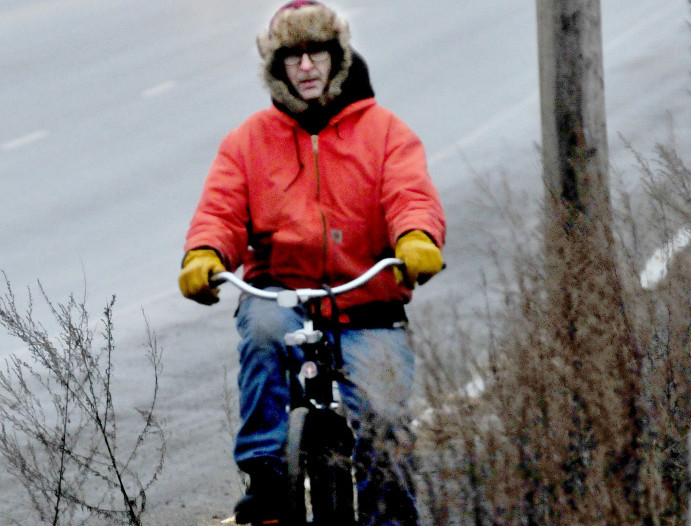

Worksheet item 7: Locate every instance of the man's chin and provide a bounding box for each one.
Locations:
[297,88,324,100]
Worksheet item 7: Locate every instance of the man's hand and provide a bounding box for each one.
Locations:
[178,249,226,305]
[394,230,443,288]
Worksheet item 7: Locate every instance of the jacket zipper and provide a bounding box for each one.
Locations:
[311,134,329,275]
[311,135,320,199]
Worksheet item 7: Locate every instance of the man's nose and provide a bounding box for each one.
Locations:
[299,53,314,70]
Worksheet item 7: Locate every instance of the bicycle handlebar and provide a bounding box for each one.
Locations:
[210,257,403,308]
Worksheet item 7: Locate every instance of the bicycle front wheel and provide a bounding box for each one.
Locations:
[307,441,355,526]
[286,407,309,526]
[286,407,356,526]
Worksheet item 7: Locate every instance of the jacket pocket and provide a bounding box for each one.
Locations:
[323,216,376,283]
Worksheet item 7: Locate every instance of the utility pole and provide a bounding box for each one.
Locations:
[535,0,642,521]
[536,0,609,215]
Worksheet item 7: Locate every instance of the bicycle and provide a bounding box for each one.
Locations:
[211,258,404,526]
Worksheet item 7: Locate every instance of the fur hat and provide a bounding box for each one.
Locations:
[257,1,352,113]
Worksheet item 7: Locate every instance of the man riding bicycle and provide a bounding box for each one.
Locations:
[179,2,446,524]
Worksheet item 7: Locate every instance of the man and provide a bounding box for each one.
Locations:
[179,2,445,524]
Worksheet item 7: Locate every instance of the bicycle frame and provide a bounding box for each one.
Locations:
[211,257,403,526]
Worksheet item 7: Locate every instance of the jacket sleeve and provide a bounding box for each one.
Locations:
[184,131,250,270]
[380,113,446,248]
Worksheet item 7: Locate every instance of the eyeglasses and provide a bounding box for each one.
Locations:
[283,50,330,67]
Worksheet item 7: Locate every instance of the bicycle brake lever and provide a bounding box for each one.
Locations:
[208,274,222,289]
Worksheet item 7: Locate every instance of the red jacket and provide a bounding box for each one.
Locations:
[185,97,446,310]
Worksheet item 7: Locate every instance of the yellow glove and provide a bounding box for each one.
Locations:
[394,230,443,287]
[178,249,226,305]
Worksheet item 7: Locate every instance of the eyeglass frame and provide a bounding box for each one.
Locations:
[283,49,331,67]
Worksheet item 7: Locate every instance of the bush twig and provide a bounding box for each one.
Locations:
[0,277,165,525]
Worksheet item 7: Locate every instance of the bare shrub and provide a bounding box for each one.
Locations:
[0,277,166,525]
[412,145,690,525]
[410,291,496,526]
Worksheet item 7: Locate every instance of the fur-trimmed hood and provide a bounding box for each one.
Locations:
[256,1,353,114]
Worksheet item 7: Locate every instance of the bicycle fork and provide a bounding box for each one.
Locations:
[285,321,336,410]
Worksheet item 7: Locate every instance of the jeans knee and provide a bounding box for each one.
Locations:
[245,316,290,348]
[238,293,302,337]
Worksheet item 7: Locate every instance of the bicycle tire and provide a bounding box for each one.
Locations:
[307,445,355,526]
[286,407,309,525]
[306,410,356,526]
[286,407,356,526]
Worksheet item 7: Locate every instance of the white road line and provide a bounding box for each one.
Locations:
[141,80,177,98]
[2,129,49,151]
[428,92,538,168]
[603,3,678,55]
[640,226,691,290]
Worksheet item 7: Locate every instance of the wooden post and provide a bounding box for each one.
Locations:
[536,0,610,214]
[536,1,643,521]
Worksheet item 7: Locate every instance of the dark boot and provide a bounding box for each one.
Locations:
[234,458,289,525]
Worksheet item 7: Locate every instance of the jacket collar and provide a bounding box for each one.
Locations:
[269,97,376,132]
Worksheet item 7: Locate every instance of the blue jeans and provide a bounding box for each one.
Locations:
[234,290,418,525]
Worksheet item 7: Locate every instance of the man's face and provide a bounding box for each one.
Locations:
[283,44,332,101]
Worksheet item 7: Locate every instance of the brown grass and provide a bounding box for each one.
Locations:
[413,145,690,525]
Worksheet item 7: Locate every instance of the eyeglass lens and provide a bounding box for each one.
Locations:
[284,49,330,66]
